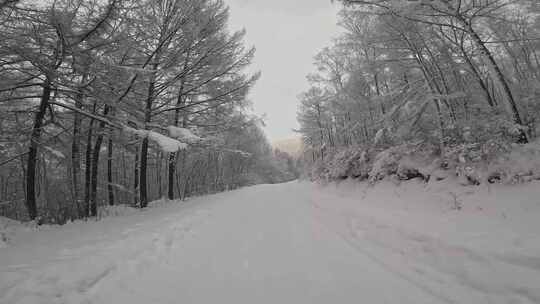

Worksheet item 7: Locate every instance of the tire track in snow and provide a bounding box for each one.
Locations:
[308,188,540,304]
[309,197,457,304]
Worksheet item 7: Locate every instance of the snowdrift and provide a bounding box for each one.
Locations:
[308,140,540,186]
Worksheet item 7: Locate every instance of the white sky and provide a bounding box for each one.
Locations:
[225,0,342,141]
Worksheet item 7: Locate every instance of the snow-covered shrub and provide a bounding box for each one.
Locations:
[303,132,540,187]
[369,147,401,182]
[443,143,484,185]
[327,148,371,180]
[441,139,540,185]
[309,157,331,181]
[369,143,436,183]
[397,158,431,181]
[487,141,540,184]
[443,139,513,185]
[346,150,371,179]
[326,150,351,180]
[306,147,372,181]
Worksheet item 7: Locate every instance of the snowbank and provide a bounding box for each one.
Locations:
[309,140,540,186]
[486,141,540,183]
[97,205,139,219]
[0,203,170,248]
[0,195,210,304]
[124,127,188,153]
[0,216,20,248]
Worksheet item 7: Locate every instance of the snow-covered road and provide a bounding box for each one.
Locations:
[2,181,540,303]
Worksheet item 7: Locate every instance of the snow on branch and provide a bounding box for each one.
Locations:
[167,126,201,143]
[124,125,250,156]
[124,127,188,153]
[149,132,188,153]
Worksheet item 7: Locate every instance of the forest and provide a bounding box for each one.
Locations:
[0,0,297,224]
[297,0,540,184]
[1,0,539,221]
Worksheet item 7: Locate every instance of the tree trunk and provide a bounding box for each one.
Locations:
[168,153,175,200]
[140,62,158,208]
[157,151,163,198]
[373,73,385,115]
[71,83,84,217]
[83,127,94,217]
[139,137,149,208]
[413,50,446,155]
[25,82,51,220]
[133,150,139,207]
[463,20,528,143]
[168,85,189,199]
[107,135,114,206]
[83,104,97,217]
[460,44,496,107]
[89,133,103,217]
[90,106,110,216]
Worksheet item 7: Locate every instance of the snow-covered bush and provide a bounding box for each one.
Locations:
[439,139,540,185]
[346,150,371,179]
[307,143,440,183]
[486,141,540,184]
[369,147,401,182]
[443,143,486,185]
[369,143,433,183]
[442,139,511,185]
[309,158,332,181]
[327,148,371,180]
[306,147,373,181]
[396,158,434,181]
[303,137,540,187]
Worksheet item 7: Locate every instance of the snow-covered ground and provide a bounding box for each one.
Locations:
[1,180,540,303]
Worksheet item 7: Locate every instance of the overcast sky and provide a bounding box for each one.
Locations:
[225,0,342,141]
